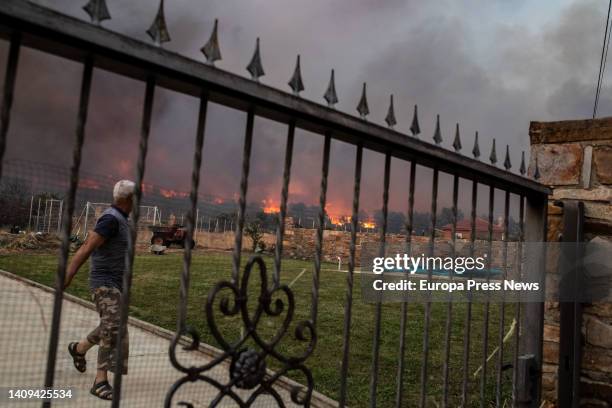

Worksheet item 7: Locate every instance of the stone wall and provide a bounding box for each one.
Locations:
[194,222,518,269]
[530,118,612,407]
[283,226,517,267]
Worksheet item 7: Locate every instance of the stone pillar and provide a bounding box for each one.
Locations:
[529,118,612,407]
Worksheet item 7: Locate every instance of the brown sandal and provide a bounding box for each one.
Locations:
[90,380,113,400]
[68,342,86,373]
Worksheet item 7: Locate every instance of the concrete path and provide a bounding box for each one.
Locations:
[0,272,329,407]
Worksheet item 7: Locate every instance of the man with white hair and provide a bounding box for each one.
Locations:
[64,179,135,401]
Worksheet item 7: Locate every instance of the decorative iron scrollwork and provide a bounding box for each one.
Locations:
[165,255,316,407]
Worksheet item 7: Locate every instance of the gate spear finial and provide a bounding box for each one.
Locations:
[356,83,369,119]
[201,19,222,65]
[288,55,305,95]
[472,131,481,159]
[246,38,265,81]
[147,0,171,45]
[489,138,498,165]
[520,151,526,175]
[385,95,397,128]
[504,145,512,170]
[453,123,462,152]
[410,105,421,136]
[83,0,111,24]
[324,69,339,108]
[433,114,442,145]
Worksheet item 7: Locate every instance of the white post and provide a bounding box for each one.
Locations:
[337,256,342,271]
[194,209,199,241]
[57,200,63,234]
[42,199,49,233]
[36,198,41,232]
[84,202,90,239]
[46,200,52,233]
[27,195,34,232]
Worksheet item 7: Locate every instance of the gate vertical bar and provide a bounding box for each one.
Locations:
[176,90,208,335]
[310,132,331,324]
[112,75,156,407]
[0,30,21,181]
[43,55,94,407]
[461,179,479,405]
[495,190,511,405]
[419,166,439,408]
[517,193,548,408]
[273,119,295,287]
[557,201,584,408]
[369,152,391,408]
[442,173,459,407]
[479,185,495,407]
[231,107,255,283]
[512,195,525,404]
[395,160,416,408]
[338,143,363,407]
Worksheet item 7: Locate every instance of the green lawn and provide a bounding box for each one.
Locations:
[0,250,516,407]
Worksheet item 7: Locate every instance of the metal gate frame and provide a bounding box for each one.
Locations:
[0,1,551,407]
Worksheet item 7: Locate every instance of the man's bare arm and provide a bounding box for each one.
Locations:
[64,232,106,289]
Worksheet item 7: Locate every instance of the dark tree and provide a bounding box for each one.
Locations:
[373,210,406,234]
[436,207,465,228]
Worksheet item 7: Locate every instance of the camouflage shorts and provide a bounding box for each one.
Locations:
[86,286,129,374]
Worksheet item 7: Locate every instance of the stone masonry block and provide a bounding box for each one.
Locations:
[583,347,612,374]
[552,186,612,203]
[543,340,559,364]
[594,145,612,185]
[544,323,560,342]
[530,143,583,185]
[530,117,612,144]
[581,377,612,404]
[586,316,612,349]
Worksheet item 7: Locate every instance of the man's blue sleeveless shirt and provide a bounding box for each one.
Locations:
[89,206,129,290]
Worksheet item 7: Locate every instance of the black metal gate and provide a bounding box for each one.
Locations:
[0,1,551,407]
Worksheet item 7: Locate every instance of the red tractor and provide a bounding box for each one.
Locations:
[149,225,194,248]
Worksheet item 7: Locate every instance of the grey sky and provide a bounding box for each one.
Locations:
[2,0,610,216]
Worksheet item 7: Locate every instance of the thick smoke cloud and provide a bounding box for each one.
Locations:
[2,0,610,217]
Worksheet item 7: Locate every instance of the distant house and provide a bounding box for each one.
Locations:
[440,218,504,240]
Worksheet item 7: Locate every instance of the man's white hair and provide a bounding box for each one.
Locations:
[113,180,136,201]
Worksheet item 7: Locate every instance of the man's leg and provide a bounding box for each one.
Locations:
[75,325,100,355]
[68,294,104,373]
[87,286,127,400]
[95,286,128,377]
[80,325,108,383]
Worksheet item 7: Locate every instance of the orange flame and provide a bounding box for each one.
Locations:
[159,188,189,199]
[361,220,376,229]
[329,215,349,226]
[78,178,101,190]
[262,199,280,214]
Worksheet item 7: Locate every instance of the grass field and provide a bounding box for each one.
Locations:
[0,250,517,407]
